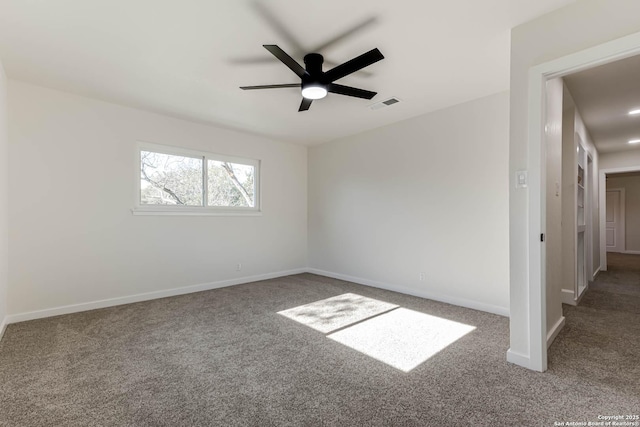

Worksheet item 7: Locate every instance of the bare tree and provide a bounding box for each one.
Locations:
[140,151,255,208]
[221,162,253,206]
[141,154,186,205]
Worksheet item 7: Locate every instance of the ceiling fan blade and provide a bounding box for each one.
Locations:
[328,83,377,100]
[324,48,384,83]
[323,58,372,77]
[232,55,371,77]
[240,84,300,90]
[263,45,307,78]
[312,17,378,53]
[231,56,287,65]
[253,2,304,52]
[299,98,313,112]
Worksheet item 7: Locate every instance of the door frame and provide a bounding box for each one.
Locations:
[524,31,640,372]
[586,154,594,281]
[601,170,638,269]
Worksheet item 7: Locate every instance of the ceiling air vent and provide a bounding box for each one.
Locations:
[370,97,401,110]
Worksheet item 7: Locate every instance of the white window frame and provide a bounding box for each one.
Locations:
[132,142,261,216]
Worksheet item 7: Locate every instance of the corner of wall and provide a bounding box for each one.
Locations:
[0,317,7,343]
[506,349,533,370]
[0,58,9,341]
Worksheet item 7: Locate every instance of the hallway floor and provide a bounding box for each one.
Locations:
[549,252,640,406]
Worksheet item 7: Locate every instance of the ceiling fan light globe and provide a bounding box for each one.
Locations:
[301,85,328,100]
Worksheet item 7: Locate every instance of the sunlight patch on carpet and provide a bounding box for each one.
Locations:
[328,308,476,372]
[277,293,398,334]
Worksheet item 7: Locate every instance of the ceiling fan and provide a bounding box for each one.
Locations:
[234,3,378,77]
[240,45,384,112]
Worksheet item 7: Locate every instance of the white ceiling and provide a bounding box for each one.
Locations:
[565,54,640,154]
[0,0,575,145]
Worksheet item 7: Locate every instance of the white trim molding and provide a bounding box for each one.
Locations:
[3,268,512,331]
[506,349,530,367]
[546,316,565,349]
[0,317,7,343]
[308,268,509,317]
[131,208,263,216]
[561,285,588,306]
[522,30,640,373]
[3,266,515,337]
[5,268,306,324]
[561,289,578,306]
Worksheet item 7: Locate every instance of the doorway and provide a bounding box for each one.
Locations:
[599,168,640,270]
[519,31,640,372]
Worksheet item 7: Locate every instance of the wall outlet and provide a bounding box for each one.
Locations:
[236,263,242,271]
[419,272,426,282]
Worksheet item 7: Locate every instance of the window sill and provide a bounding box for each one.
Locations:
[131,207,262,217]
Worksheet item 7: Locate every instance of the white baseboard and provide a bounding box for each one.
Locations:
[506,349,531,369]
[561,289,577,306]
[592,266,601,281]
[5,266,511,327]
[607,250,640,255]
[546,316,565,348]
[5,268,307,325]
[0,316,7,343]
[561,283,590,306]
[307,268,509,317]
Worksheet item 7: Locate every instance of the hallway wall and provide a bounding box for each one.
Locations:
[600,149,640,169]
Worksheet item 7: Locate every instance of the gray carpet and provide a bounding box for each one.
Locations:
[0,268,638,426]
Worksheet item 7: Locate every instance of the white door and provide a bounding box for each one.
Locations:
[606,189,624,252]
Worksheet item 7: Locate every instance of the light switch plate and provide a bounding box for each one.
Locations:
[516,171,528,189]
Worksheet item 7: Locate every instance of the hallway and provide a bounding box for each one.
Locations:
[548,252,640,402]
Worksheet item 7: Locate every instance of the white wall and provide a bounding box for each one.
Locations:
[308,91,510,315]
[0,60,8,338]
[509,0,640,368]
[7,81,307,317]
[606,174,640,252]
[600,149,640,170]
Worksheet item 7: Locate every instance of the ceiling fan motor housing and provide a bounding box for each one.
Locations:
[304,53,325,77]
[301,53,328,99]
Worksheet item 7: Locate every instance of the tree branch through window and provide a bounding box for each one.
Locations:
[139,148,257,209]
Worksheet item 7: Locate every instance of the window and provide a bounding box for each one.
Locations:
[134,143,260,215]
